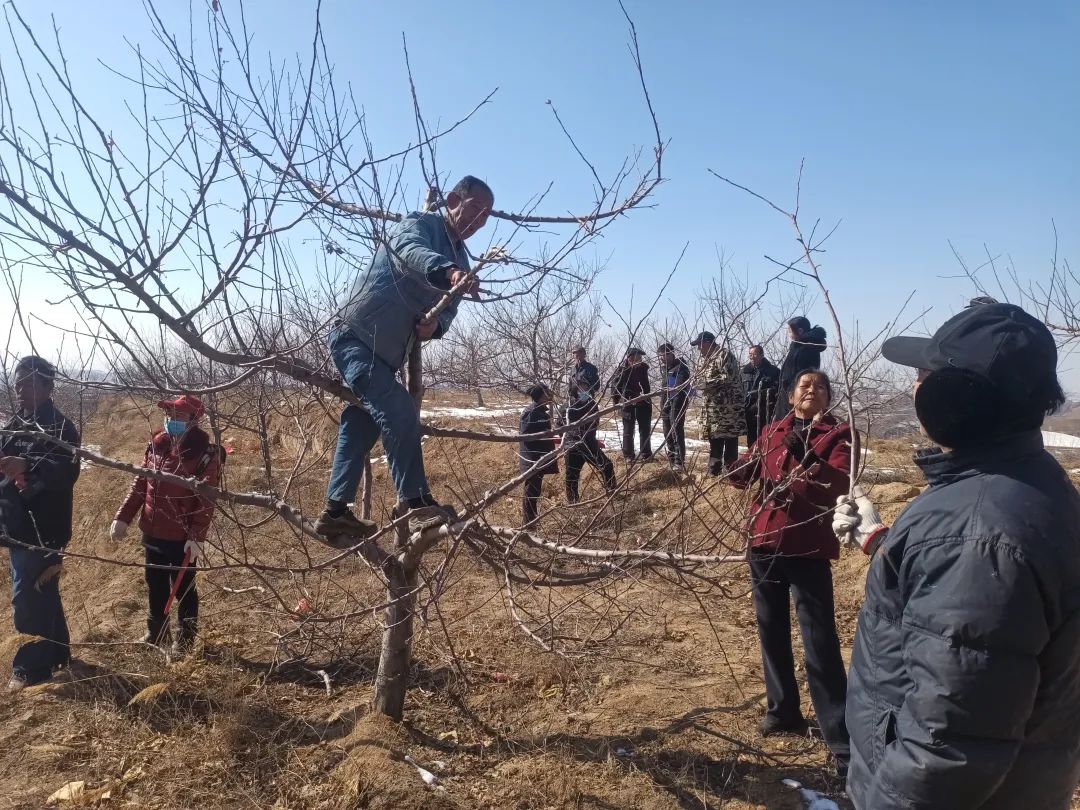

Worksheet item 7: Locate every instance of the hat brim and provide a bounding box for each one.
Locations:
[689,339,701,347]
[881,335,933,369]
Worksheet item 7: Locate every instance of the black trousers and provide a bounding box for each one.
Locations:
[566,433,616,503]
[143,536,198,639]
[662,404,687,465]
[745,408,765,448]
[621,404,653,459]
[749,553,850,761]
[707,437,739,474]
[522,475,544,525]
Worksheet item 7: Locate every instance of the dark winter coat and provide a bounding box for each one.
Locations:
[742,360,780,424]
[659,357,691,415]
[564,397,601,443]
[774,326,827,421]
[726,413,851,560]
[115,427,222,543]
[518,402,558,476]
[846,431,1080,810]
[569,361,601,399]
[611,363,651,412]
[0,401,80,548]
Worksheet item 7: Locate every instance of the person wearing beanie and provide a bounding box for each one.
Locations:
[835,300,1080,809]
[773,316,827,422]
[0,356,80,691]
[111,395,222,654]
[518,385,558,525]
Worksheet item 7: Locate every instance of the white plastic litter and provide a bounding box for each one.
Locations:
[403,755,438,786]
[799,788,840,810]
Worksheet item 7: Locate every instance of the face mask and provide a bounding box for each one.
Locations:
[164,418,188,437]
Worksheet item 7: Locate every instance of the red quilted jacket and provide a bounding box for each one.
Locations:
[726,412,852,560]
[115,427,221,543]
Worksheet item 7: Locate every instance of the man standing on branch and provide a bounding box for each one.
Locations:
[834,300,1080,809]
[692,331,746,475]
[742,344,780,447]
[568,347,600,401]
[0,356,80,691]
[611,347,653,461]
[317,176,492,542]
[657,343,691,473]
[774,316,827,422]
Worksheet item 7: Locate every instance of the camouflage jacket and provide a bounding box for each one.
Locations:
[701,348,746,439]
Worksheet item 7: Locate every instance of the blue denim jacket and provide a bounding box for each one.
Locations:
[338,211,469,368]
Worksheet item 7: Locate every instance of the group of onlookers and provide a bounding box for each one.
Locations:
[3,170,1078,808]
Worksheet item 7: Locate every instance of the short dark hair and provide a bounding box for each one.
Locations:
[749,344,764,353]
[14,355,57,384]
[527,383,551,402]
[791,368,832,405]
[787,316,811,334]
[451,175,493,203]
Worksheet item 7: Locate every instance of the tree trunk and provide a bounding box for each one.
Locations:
[476,387,485,407]
[372,557,416,721]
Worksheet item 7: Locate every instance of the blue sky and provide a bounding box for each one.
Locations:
[3,1,1078,384]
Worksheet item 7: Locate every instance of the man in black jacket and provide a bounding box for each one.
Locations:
[568,347,601,400]
[518,384,557,525]
[834,301,1080,809]
[0,356,81,691]
[742,345,780,447]
[611,348,652,461]
[563,390,616,504]
[657,343,691,472]
[773,316,827,422]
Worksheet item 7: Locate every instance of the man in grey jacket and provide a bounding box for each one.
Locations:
[317,176,493,540]
[835,300,1080,808]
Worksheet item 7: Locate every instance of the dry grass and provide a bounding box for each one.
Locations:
[0,393,1075,809]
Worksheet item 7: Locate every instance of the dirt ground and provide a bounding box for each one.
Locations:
[0,392,1076,809]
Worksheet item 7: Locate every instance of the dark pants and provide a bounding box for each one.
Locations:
[621,404,653,459]
[566,433,616,503]
[9,541,69,682]
[745,408,765,449]
[749,553,850,761]
[522,475,544,525]
[144,537,198,642]
[707,437,739,475]
[662,403,687,465]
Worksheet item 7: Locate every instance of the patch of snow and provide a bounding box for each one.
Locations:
[423,406,518,419]
[1042,430,1080,449]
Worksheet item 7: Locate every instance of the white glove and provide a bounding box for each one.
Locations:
[109,520,128,541]
[833,485,888,555]
[183,538,203,562]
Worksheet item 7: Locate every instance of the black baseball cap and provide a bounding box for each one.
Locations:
[882,301,1057,402]
[657,342,675,353]
[690,331,716,346]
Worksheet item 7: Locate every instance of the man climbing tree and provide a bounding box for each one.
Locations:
[317,176,493,543]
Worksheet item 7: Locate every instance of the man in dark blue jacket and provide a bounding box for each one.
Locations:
[657,343,690,471]
[0,356,81,691]
[835,301,1080,808]
[319,176,492,540]
[519,384,557,526]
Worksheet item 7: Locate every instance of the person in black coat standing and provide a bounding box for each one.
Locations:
[773,317,827,422]
[742,345,780,447]
[835,300,1080,808]
[611,348,652,461]
[568,347,601,400]
[0,356,81,691]
[657,343,691,471]
[518,385,558,525]
[564,387,617,503]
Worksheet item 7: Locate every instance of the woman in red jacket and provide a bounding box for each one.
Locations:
[727,369,851,775]
[110,395,221,651]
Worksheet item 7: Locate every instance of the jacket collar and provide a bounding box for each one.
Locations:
[914,429,1044,485]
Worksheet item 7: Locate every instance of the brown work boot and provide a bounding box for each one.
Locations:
[314,509,379,548]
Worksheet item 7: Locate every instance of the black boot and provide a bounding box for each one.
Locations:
[142,615,171,647]
[172,619,197,656]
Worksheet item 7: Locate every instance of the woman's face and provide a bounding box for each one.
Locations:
[789,373,830,418]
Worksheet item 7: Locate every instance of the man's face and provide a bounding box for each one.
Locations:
[696,340,713,358]
[14,371,51,411]
[789,326,803,342]
[661,350,675,366]
[446,189,493,241]
[573,350,585,365]
[749,347,763,367]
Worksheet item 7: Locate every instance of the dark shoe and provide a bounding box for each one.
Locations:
[142,617,172,648]
[758,715,809,737]
[314,509,379,546]
[833,757,849,781]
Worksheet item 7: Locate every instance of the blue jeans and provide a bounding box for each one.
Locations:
[9,541,70,681]
[326,328,428,504]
